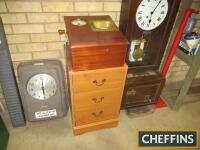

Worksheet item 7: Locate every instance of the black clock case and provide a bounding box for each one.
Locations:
[119,0,181,109]
[18,60,68,121]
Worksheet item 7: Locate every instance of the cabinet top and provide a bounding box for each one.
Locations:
[64,16,128,48]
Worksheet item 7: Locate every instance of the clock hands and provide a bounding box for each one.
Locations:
[148,0,162,25]
[41,78,45,99]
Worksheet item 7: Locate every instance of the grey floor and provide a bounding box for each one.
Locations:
[1,103,200,150]
[2,101,200,150]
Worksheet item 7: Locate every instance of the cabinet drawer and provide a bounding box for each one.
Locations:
[73,88,122,110]
[70,65,127,93]
[74,106,119,126]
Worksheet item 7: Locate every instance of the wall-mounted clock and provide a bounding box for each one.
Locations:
[18,60,68,121]
[136,0,168,31]
[120,0,181,71]
[119,0,181,109]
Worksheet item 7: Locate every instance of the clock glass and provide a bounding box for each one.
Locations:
[136,0,168,31]
[27,74,57,100]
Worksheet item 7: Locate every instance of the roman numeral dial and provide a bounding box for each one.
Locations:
[136,0,168,30]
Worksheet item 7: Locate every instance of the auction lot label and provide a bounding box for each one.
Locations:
[138,131,198,148]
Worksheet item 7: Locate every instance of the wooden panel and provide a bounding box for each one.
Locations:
[70,65,127,93]
[73,88,122,110]
[74,105,119,126]
[125,84,160,104]
[64,15,128,71]
[73,118,118,135]
[121,77,165,109]
[64,16,128,48]
[71,45,127,71]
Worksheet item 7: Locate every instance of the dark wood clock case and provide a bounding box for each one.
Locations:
[119,0,181,109]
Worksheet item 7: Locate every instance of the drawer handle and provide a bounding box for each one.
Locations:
[127,88,136,96]
[92,110,103,117]
[93,79,106,86]
[92,96,104,103]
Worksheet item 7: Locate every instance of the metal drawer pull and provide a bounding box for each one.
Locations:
[92,110,103,117]
[93,79,106,86]
[92,96,104,103]
[127,88,136,96]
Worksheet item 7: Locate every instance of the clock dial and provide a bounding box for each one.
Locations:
[71,18,87,26]
[27,74,57,100]
[136,0,168,30]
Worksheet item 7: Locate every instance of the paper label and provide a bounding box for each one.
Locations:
[35,109,57,119]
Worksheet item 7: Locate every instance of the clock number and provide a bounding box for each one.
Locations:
[138,16,142,21]
[141,21,145,26]
[161,4,165,8]
[147,0,151,2]
[138,11,142,14]
[157,17,161,22]
[161,11,165,15]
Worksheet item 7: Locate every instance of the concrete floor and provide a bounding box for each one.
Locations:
[2,101,200,150]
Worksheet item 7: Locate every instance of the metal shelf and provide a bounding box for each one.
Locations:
[175,47,193,66]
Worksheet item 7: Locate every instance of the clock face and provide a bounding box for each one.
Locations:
[27,74,57,100]
[136,0,168,31]
[71,18,87,26]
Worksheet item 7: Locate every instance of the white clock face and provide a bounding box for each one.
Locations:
[136,0,168,31]
[27,74,57,100]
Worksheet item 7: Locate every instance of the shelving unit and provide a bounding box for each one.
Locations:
[161,1,200,110]
[175,48,193,65]
[162,46,200,109]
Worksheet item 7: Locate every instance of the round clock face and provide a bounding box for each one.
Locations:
[136,0,168,31]
[27,74,57,100]
[71,18,87,26]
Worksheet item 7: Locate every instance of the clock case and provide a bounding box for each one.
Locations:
[18,60,68,121]
[119,0,181,109]
[64,16,128,71]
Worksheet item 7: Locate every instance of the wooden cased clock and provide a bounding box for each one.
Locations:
[119,0,181,109]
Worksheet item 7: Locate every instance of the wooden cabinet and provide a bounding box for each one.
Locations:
[64,16,128,71]
[68,65,127,135]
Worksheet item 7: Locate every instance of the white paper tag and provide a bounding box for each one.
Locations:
[35,109,57,119]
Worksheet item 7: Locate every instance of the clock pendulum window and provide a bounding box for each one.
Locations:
[119,0,181,109]
[17,60,69,121]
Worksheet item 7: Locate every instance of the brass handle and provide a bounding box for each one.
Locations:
[92,111,103,117]
[58,29,66,35]
[127,88,136,96]
[92,96,104,103]
[93,79,106,86]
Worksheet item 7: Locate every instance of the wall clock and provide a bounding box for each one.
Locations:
[119,0,181,109]
[120,0,181,71]
[136,0,168,31]
[18,60,68,121]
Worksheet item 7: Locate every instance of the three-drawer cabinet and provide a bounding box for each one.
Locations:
[68,64,127,135]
